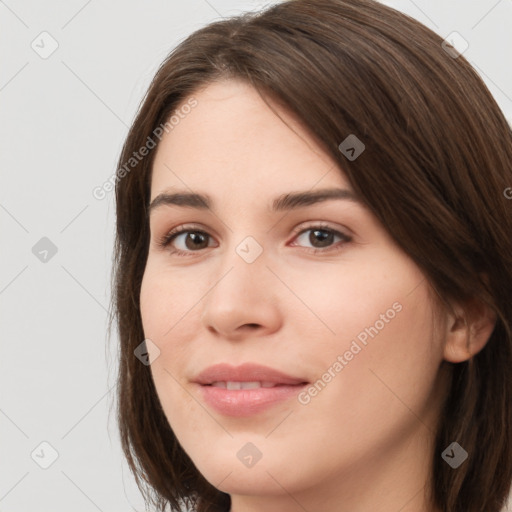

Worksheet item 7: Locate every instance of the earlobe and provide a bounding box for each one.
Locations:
[442,297,497,363]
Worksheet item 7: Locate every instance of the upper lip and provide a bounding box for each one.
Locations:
[193,363,308,386]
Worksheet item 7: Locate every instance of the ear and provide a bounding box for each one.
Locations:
[443,296,497,363]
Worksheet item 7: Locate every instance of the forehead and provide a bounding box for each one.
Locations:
[150,79,350,201]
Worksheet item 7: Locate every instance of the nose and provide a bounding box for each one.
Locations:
[200,243,282,341]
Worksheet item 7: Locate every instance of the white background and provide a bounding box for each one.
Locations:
[1,0,511,510]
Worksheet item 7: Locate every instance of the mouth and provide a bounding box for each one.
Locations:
[193,362,308,386]
[207,381,304,389]
[193,363,309,417]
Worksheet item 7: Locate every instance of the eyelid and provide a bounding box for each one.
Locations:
[289,220,352,239]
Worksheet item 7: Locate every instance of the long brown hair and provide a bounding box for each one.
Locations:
[110,1,512,510]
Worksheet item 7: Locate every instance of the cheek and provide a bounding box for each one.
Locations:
[283,253,427,350]
[140,266,200,428]
[140,268,169,337]
[291,253,442,404]
[139,262,198,340]
[139,263,204,391]
[307,268,442,425]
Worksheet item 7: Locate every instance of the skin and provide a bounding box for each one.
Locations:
[139,79,495,512]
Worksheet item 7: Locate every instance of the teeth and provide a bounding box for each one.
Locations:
[211,381,277,389]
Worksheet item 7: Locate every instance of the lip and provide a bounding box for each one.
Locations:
[193,363,309,417]
[193,362,307,386]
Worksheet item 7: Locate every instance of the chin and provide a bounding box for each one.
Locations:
[201,464,294,497]
[180,438,280,488]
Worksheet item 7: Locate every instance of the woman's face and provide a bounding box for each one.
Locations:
[140,79,449,510]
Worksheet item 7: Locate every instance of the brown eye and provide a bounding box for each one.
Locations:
[181,231,210,250]
[308,229,336,248]
[158,223,352,257]
[292,226,351,253]
[160,229,213,253]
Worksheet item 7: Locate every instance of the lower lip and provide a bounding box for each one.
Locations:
[196,383,308,417]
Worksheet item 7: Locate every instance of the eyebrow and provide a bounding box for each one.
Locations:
[148,187,360,215]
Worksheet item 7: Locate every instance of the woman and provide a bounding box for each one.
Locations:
[110,0,512,510]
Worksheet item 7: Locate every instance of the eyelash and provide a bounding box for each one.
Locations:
[156,222,352,257]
